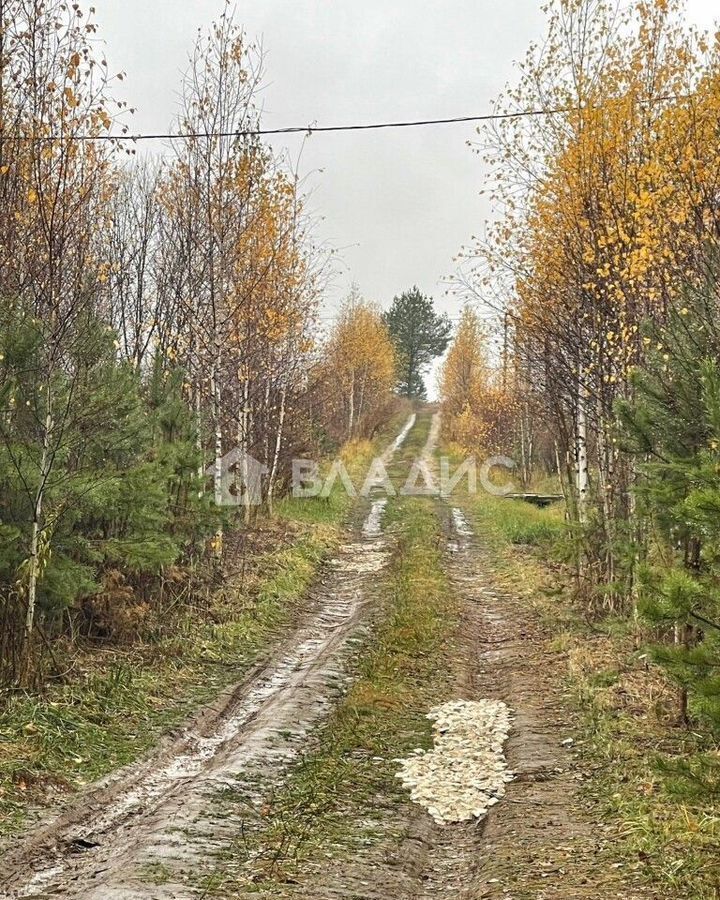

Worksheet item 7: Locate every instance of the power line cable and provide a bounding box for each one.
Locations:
[0,95,683,143]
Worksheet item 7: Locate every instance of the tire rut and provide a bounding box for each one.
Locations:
[404,503,656,900]
[0,417,417,900]
[272,496,656,899]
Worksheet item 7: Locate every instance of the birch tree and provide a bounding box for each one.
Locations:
[467,0,709,603]
[318,296,396,443]
[0,0,123,670]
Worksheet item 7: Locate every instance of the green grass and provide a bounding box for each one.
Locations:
[569,653,720,897]
[440,442,566,549]
[0,527,335,835]
[0,428,391,836]
[271,441,370,526]
[471,493,565,546]
[562,613,720,898]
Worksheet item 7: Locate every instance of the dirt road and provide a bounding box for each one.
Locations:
[255,417,653,900]
[1,419,416,899]
[396,504,654,899]
[1,412,652,899]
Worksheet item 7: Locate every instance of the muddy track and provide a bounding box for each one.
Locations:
[390,507,648,900]
[278,497,656,899]
[0,417,417,900]
[459,504,648,898]
[2,413,654,899]
[400,503,654,899]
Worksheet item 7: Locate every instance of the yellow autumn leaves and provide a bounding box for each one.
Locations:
[440,308,516,456]
[536,5,719,378]
[478,0,720,409]
[317,296,396,441]
[461,0,720,594]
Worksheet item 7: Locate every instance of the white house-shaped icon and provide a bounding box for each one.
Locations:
[206,449,268,507]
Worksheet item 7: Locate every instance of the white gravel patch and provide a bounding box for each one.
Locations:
[395,698,513,825]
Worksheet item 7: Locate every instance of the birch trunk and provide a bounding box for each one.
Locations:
[519,412,534,489]
[628,466,641,636]
[357,371,367,428]
[596,420,616,611]
[240,376,252,524]
[263,379,271,464]
[195,386,204,496]
[210,362,223,554]
[576,381,589,526]
[347,370,355,439]
[24,404,54,653]
[267,386,287,515]
[555,441,574,522]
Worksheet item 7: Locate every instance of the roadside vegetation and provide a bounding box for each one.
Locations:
[7,0,720,894]
[0,0,461,842]
[0,0,411,699]
[436,2,720,895]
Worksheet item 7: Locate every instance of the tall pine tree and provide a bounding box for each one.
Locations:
[383,287,451,399]
[618,268,720,750]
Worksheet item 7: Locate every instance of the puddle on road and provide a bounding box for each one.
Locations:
[388,414,416,454]
[451,508,473,536]
[447,507,473,553]
[362,497,388,537]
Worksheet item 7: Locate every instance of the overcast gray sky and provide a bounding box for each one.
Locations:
[98,0,718,389]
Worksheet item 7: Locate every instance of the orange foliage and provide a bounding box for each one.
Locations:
[317,294,396,441]
[440,307,516,455]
